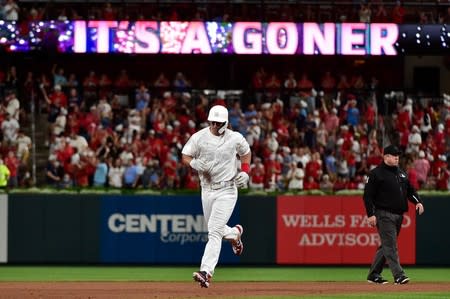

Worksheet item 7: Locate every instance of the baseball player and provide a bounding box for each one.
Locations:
[182,105,251,288]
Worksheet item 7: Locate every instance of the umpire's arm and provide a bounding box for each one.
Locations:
[363,172,378,227]
[406,179,425,215]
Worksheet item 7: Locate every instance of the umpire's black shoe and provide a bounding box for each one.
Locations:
[367,276,389,284]
[394,275,410,285]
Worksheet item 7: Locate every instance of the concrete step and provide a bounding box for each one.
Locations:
[21,112,52,187]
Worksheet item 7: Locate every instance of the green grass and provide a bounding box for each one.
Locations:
[1,267,449,298]
[0,266,450,282]
[255,295,450,299]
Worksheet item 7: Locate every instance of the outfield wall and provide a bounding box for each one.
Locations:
[2,194,449,265]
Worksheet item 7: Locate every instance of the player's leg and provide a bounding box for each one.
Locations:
[200,187,237,275]
[193,188,215,287]
[222,224,241,240]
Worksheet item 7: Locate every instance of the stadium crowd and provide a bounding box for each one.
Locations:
[0,0,448,192]
[0,59,447,192]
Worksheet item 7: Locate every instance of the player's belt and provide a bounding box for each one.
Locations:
[206,180,235,190]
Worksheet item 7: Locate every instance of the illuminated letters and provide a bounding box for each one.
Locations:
[135,21,160,53]
[74,21,87,53]
[340,23,367,55]
[370,23,398,55]
[181,22,212,54]
[266,22,298,54]
[233,22,262,54]
[303,23,336,55]
[88,21,118,53]
[67,20,400,56]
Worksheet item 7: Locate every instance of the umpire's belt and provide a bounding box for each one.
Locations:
[204,180,235,190]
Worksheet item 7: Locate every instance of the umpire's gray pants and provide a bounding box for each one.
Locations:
[368,209,405,279]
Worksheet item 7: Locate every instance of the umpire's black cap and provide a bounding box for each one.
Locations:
[383,145,402,156]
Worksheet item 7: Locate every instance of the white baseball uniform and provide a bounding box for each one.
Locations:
[182,126,250,275]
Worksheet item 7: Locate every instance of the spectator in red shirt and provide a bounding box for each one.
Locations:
[407,161,420,190]
[98,73,112,99]
[82,106,100,133]
[183,168,199,190]
[102,2,116,20]
[83,70,98,90]
[397,106,411,131]
[432,155,448,178]
[264,73,281,100]
[435,162,449,191]
[373,2,389,23]
[365,101,376,133]
[323,106,340,133]
[434,123,446,155]
[249,157,265,190]
[392,1,405,24]
[297,73,314,98]
[45,84,68,109]
[67,105,82,134]
[366,147,383,170]
[304,152,322,182]
[264,154,281,190]
[252,67,265,90]
[56,138,74,170]
[153,72,170,96]
[162,151,177,189]
[333,176,349,192]
[303,176,319,190]
[320,71,336,94]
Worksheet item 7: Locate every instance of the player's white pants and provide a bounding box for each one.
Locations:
[200,185,240,275]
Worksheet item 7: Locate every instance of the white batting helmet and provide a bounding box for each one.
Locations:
[208,105,228,134]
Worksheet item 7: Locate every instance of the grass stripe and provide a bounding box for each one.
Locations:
[254,295,450,299]
[0,266,450,282]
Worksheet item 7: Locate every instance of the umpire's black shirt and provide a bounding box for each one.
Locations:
[363,162,422,217]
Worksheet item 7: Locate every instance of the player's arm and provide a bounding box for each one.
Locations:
[239,151,251,170]
[182,153,210,173]
[235,150,251,188]
[181,154,193,166]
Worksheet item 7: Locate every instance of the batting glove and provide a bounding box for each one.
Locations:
[190,158,211,173]
[235,171,249,189]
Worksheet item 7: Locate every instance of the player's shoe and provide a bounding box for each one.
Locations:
[231,224,244,256]
[367,276,389,284]
[394,275,410,285]
[193,271,212,288]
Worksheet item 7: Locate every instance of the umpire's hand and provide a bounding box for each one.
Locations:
[367,216,377,228]
[416,203,424,215]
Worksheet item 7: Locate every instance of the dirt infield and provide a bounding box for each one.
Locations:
[1,282,450,298]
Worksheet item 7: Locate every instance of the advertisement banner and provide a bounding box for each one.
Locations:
[100,195,239,264]
[0,20,448,55]
[277,196,416,264]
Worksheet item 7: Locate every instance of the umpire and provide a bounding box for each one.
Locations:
[363,145,424,285]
